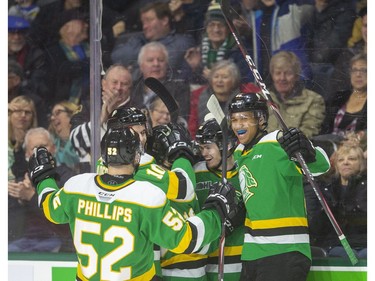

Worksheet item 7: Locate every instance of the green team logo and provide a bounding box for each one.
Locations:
[239,165,257,203]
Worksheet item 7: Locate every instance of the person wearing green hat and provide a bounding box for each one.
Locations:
[184,1,254,84]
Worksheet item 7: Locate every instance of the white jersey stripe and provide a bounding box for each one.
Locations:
[206,263,242,273]
[244,233,310,244]
[162,267,206,278]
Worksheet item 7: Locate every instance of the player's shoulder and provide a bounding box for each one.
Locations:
[194,161,208,173]
[63,173,97,193]
[140,152,156,166]
[121,180,167,207]
[259,130,279,143]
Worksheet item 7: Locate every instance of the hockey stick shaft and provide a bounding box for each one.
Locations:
[207,94,228,281]
[144,77,179,122]
[220,0,358,265]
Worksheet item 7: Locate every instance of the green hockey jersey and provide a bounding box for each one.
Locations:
[233,130,330,261]
[99,153,204,280]
[37,175,221,281]
[194,161,243,281]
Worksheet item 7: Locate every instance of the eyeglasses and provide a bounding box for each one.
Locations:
[50,109,69,118]
[350,68,367,75]
[10,109,33,116]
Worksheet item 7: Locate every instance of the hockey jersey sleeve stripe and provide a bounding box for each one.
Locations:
[170,221,195,254]
[166,170,180,200]
[37,178,59,207]
[174,171,187,199]
[42,192,59,224]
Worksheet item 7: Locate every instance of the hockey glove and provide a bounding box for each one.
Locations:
[28,146,57,185]
[167,141,195,165]
[277,127,316,163]
[202,182,240,236]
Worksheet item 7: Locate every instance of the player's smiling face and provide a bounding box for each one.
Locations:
[199,142,221,169]
[230,111,259,145]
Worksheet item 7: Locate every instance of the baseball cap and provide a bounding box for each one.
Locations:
[8,15,30,32]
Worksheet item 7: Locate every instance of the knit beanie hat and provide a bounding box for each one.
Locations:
[204,1,225,25]
[8,59,24,79]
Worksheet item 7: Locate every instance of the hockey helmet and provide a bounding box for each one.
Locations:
[101,127,141,166]
[228,92,269,120]
[195,118,237,155]
[107,106,147,130]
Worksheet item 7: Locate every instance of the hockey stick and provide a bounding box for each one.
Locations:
[144,77,179,122]
[219,0,359,265]
[207,94,228,281]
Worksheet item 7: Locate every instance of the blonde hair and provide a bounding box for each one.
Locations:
[48,100,82,135]
[8,95,37,142]
[333,144,366,177]
[269,51,302,77]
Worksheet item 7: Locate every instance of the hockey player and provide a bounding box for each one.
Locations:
[194,118,244,280]
[98,106,198,279]
[228,92,331,281]
[148,122,206,280]
[98,106,196,203]
[28,127,240,281]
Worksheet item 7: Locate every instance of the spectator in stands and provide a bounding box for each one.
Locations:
[328,7,366,99]
[347,1,366,48]
[48,101,81,171]
[111,1,195,81]
[8,127,75,253]
[168,0,211,43]
[188,60,241,137]
[306,0,356,98]
[184,1,253,84]
[8,15,50,104]
[148,96,172,128]
[8,59,48,128]
[320,53,366,137]
[313,144,367,259]
[69,64,133,172]
[8,96,37,244]
[44,8,90,106]
[148,95,188,129]
[308,0,355,65]
[236,0,314,85]
[8,0,40,22]
[28,0,89,48]
[266,51,325,138]
[132,42,191,121]
[8,95,37,182]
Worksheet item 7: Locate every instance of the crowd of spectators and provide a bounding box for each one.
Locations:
[8,0,367,261]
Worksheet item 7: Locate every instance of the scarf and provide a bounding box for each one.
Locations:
[201,34,235,69]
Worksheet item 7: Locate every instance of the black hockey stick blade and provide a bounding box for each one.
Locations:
[220,0,358,266]
[144,77,179,122]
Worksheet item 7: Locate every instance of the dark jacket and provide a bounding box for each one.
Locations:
[309,173,367,250]
[8,42,50,104]
[308,0,356,64]
[45,41,90,106]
